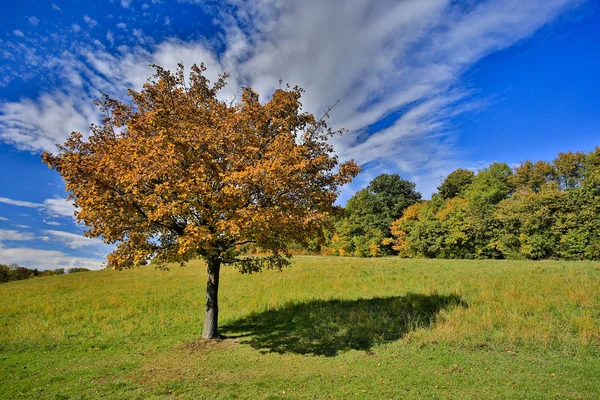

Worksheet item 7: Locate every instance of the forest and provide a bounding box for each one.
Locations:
[319,148,600,260]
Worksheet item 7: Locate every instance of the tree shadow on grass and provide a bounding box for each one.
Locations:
[222,293,466,357]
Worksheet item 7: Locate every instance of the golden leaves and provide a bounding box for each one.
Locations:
[44,64,359,268]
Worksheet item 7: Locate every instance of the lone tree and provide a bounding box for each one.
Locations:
[43,64,360,339]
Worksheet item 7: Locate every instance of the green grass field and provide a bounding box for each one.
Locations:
[1,257,599,399]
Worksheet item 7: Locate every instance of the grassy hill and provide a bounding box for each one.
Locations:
[1,257,599,399]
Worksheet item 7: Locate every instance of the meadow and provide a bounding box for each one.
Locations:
[1,256,599,399]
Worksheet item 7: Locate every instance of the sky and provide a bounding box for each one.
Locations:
[0,0,599,270]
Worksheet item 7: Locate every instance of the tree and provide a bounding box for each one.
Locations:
[495,185,567,259]
[67,267,90,273]
[554,151,586,189]
[390,151,600,261]
[0,264,11,283]
[508,160,556,192]
[437,169,474,199]
[463,163,513,258]
[333,174,420,256]
[465,162,513,205]
[43,64,359,339]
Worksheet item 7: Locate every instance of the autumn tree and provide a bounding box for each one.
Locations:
[43,64,360,339]
[554,151,586,189]
[508,160,556,192]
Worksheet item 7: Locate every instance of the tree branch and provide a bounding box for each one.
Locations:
[234,240,256,246]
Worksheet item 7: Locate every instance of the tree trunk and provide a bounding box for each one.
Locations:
[202,257,221,339]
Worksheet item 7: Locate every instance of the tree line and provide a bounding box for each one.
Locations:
[0,264,90,284]
[322,148,600,260]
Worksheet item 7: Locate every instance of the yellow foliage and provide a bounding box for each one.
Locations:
[390,201,427,255]
[435,197,467,221]
[43,64,360,269]
[368,244,381,257]
[400,201,427,222]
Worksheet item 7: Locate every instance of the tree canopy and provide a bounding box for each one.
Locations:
[331,174,420,256]
[390,149,600,260]
[43,64,360,338]
[437,169,474,200]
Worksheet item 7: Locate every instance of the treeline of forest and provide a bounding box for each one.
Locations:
[307,147,600,260]
[0,264,90,284]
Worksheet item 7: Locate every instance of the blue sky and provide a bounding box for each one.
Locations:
[0,0,599,269]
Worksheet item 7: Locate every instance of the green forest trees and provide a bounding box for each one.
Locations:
[437,169,474,199]
[0,264,63,283]
[330,174,420,256]
[390,149,600,260]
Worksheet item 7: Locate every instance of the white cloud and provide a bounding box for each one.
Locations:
[106,30,114,46]
[28,16,40,26]
[0,38,234,153]
[72,24,81,33]
[0,229,34,241]
[0,91,99,152]
[51,3,60,11]
[132,28,145,43]
[41,229,103,249]
[12,30,24,37]
[0,197,77,218]
[0,247,104,270]
[121,0,132,8]
[0,216,9,221]
[0,197,41,208]
[212,0,578,195]
[84,15,98,29]
[12,224,30,229]
[44,198,77,218]
[43,219,62,226]
[0,0,582,198]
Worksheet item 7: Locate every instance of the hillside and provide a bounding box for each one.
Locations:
[1,257,599,399]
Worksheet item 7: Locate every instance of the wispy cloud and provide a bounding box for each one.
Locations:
[41,229,103,249]
[12,224,31,229]
[106,30,115,46]
[44,198,77,218]
[0,197,40,208]
[0,196,77,218]
[0,91,99,152]
[83,15,98,29]
[0,0,582,198]
[0,229,34,241]
[0,247,104,270]
[28,16,40,26]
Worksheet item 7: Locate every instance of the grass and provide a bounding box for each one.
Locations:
[1,256,599,399]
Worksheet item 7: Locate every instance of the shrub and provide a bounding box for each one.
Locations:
[68,267,90,274]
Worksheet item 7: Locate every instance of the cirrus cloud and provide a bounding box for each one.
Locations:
[0,0,583,199]
[0,196,77,218]
[0,247,104,270]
